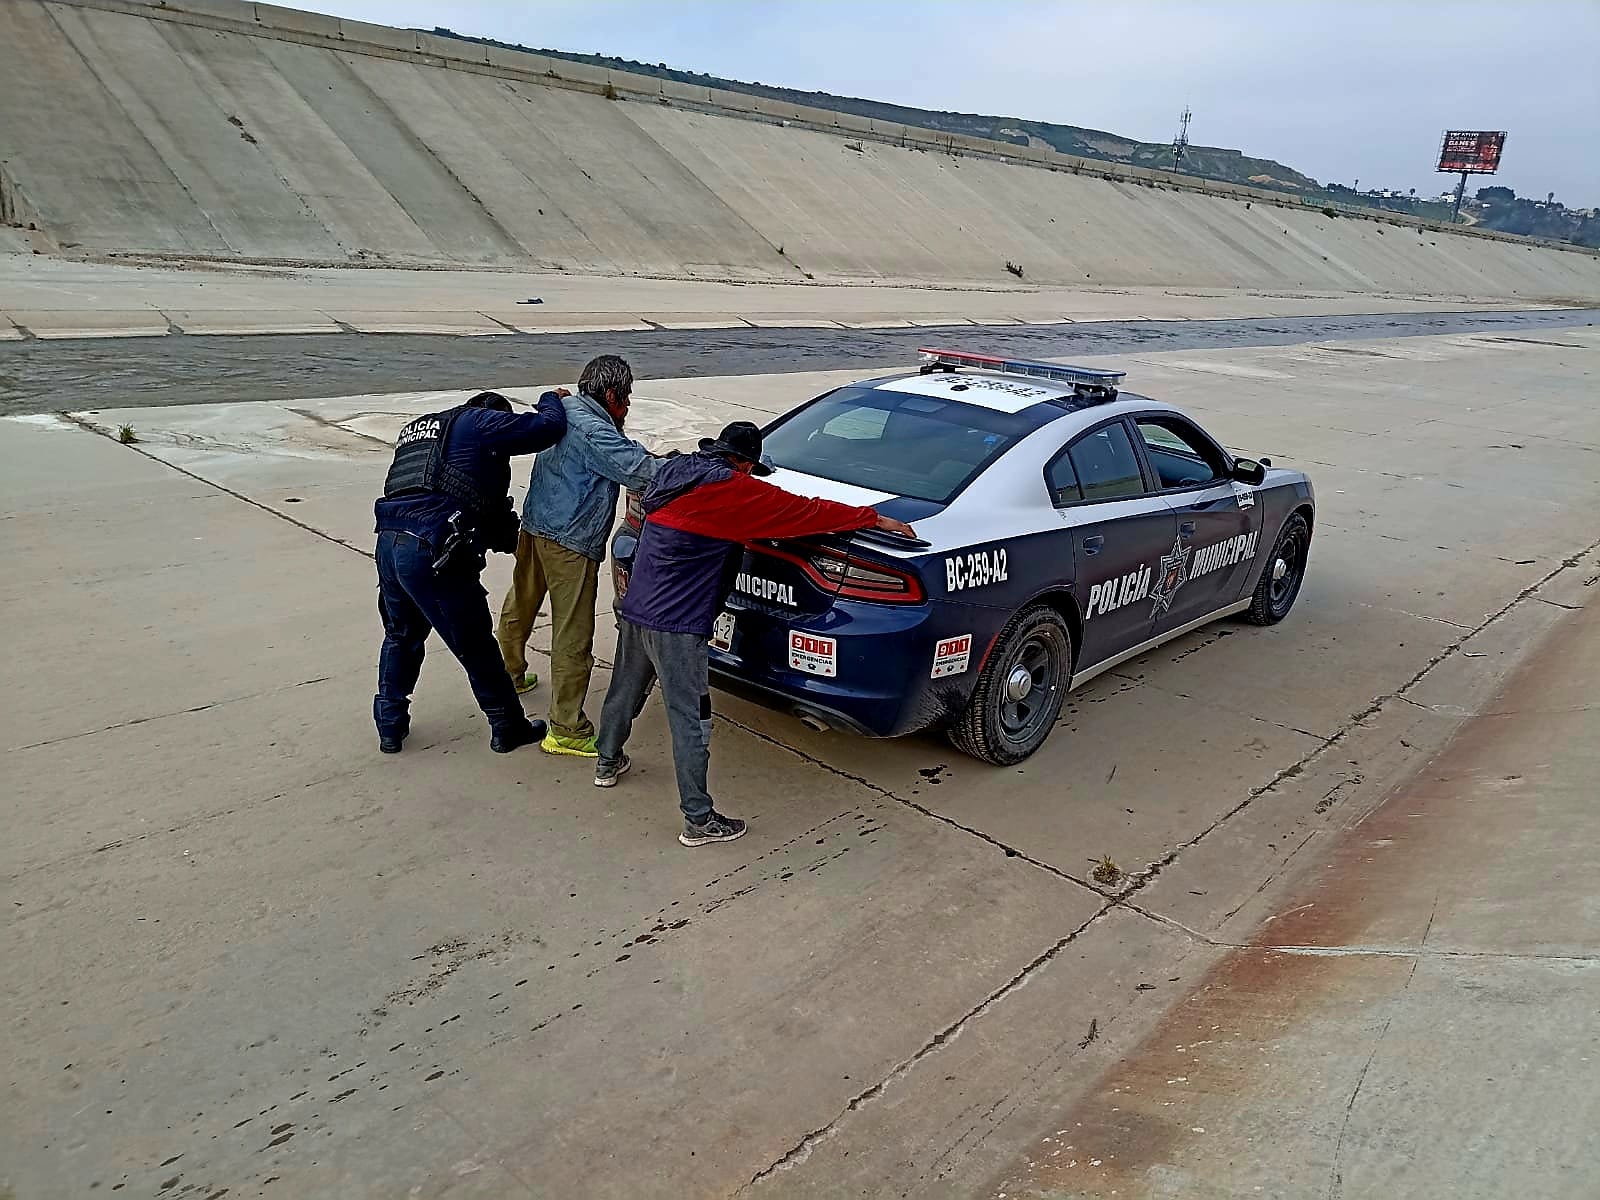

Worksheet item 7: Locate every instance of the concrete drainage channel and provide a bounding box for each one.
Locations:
[7,323,1600,1196]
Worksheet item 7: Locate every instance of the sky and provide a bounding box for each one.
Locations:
[297,0,1600,206]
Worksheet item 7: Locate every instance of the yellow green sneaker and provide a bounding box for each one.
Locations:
[540,731,599,758]
[514,672,539,695]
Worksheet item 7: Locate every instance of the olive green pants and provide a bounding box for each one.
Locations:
[496,531,600,740]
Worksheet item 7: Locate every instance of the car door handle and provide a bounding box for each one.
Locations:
[1180,521,1196,538]
[1082,535,1104,556]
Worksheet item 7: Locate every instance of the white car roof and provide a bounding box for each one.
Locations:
[872,370,1079,414]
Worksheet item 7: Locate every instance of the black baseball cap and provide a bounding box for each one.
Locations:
[699,421,774,476]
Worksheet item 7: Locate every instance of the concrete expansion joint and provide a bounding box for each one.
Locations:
[1256,944,1600,965]
[1108,906,1600,967]
[1112,900,1230,947]
[1393,609,1475,631]
[7,757,358,885]
[710,710,1113,902]
[478,312,524,335]
[738,901,1116,1192]
[282,407,392,449]
[10,672,337,755]
[58,411,375,561]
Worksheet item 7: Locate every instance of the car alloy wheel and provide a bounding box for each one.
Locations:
[949,605,1072,766]
[1245,511,1311,626]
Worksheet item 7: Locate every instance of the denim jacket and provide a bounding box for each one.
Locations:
[520,389,658,561]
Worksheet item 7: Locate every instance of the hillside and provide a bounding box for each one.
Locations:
[426,30,1324,195]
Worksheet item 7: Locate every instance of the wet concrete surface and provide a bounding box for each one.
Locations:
[1,306,1595,414]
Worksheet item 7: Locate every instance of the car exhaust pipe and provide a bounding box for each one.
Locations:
[797,713,830,733]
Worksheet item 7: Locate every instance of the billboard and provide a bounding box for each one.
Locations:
[1437,130,1506,174]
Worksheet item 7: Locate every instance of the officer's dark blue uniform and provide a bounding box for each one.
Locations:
[373,391,566,753]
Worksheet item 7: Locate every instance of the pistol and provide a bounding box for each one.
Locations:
[431,511,469,575]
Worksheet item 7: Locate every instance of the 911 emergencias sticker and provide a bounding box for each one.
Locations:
[945,547,1009,593]
[931,634,973,679]
[789,631,837,678]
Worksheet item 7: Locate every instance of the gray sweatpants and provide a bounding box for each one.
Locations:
[596,618,714,822]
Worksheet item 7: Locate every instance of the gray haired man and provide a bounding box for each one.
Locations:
[498,355,659,756]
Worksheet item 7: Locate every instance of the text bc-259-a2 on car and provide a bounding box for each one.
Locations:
[612,349,1314,765]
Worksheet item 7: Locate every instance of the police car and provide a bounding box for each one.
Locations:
[612,349,1314,765]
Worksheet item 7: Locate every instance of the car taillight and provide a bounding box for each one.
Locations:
[751,543,924,604]
[806,549,924,602]
[625,491,643,530]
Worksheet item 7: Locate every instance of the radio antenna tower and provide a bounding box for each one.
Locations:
[1171,106,1191,171]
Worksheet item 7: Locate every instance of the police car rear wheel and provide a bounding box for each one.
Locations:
[949,606,1071,766]
[1244,512,1310,626]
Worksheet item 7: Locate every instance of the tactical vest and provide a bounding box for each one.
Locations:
[382,406,496,513]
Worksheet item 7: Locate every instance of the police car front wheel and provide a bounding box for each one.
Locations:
[1244,511,1311,626]
[949,606,1072,766]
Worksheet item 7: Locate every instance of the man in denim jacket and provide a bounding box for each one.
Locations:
[497,356,659,757]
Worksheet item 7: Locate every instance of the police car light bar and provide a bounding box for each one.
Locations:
[917,348,1125,396]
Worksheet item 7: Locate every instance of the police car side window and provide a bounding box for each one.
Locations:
[1046,453,1082,505]
[1066,422,1146,503]
[1136,418,1227,489]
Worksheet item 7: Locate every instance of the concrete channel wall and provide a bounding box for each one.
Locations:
[3,0,1599,300]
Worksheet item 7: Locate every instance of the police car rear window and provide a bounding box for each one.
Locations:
[762,386,1030,503]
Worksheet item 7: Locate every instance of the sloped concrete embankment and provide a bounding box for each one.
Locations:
[2,0,1598,302]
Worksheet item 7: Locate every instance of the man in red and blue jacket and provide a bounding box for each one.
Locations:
[594,421,915,847]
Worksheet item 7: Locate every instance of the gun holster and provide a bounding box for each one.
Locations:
[431,511,472,576]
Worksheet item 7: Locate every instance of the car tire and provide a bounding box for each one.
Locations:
[1243,511,1311,626]
[948,606,1072,766]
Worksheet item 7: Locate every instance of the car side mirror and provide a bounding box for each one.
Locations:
[1232,458,1267,486]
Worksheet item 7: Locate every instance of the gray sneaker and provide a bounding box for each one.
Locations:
[594,753,631,788]
[679,810,747,847]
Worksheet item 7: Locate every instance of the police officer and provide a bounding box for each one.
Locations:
[374,390,567,754]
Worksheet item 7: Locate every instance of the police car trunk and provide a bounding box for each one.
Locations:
[615,359,1060,733]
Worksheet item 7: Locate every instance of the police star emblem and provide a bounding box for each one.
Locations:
[1149,536,1191,618]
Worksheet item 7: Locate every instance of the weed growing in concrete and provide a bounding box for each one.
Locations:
[602,83,619,100]
[1092,855,1122,886]
[117,424,137,444]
